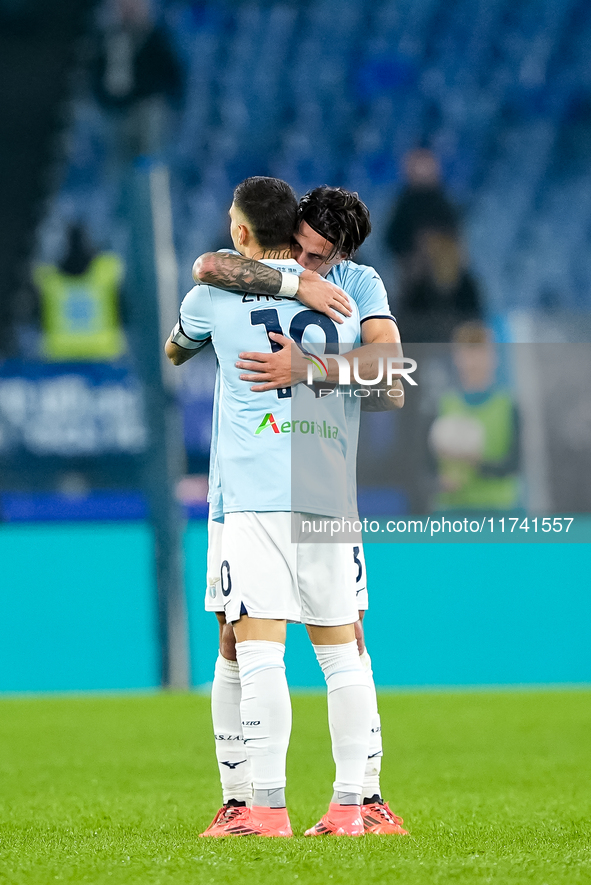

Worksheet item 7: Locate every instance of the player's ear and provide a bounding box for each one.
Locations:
[238,223,248,246]
[331,251,348,266]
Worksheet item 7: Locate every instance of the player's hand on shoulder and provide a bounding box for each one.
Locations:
[297,270,351,323]
[236,333,308,391]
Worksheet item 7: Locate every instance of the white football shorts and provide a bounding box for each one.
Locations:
[205,513,368,616]
[220,511,360,627]
[204,514,226,613]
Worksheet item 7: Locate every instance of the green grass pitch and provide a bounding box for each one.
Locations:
[0,690,590,885]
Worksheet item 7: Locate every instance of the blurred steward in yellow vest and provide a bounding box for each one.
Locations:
[428,322,520,511]
[34,224,125,361]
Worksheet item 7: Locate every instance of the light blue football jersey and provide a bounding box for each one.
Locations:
[329,260,392,323]
[328,261,395,518]
[180,259,361,517]
[199,259,394,519]
[207,370,223,518]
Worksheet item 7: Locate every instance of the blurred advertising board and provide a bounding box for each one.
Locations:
[0,361,147,458]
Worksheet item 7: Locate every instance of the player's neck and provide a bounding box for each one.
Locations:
[244,245,292,261]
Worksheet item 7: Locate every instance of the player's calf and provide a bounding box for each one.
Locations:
[306,633,372,835]
[211,653,252,806]
[234,629,292,826]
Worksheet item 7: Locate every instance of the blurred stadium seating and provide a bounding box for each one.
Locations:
[39,0,591,320]
[2,0,591,693]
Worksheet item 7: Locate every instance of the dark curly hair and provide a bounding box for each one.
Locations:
[297,186,372,259]
[233,177,298,248]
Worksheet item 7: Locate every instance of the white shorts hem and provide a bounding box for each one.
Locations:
[228,607,302,623]
[300,615,359,627]
[204,599,226,613]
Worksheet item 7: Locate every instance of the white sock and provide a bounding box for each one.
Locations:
[236,640,292,805]
[360,649,383,801]
[313,641,371,803]
[211,654,252,805]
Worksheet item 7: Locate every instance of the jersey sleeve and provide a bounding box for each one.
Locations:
[177,284,215,348]
[335,262,395,323]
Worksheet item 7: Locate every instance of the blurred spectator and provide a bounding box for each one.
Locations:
[385,149,482,342]
[90,0,184,160]
[428,322,520,511]
[33,222,125,361]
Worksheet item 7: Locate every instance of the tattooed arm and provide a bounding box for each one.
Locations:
[192,252,351,323]
[193,252,283,294]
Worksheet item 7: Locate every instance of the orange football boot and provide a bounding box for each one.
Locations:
[304,802,364,836]
[202,805,292,837]
[361,797,408,835]
[199,803,250,837]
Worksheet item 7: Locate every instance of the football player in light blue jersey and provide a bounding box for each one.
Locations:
[192,187,406,834]
[175,257,360,519]
[167,177,384,839]
[169,182,407,838]
[196,187,403,583]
